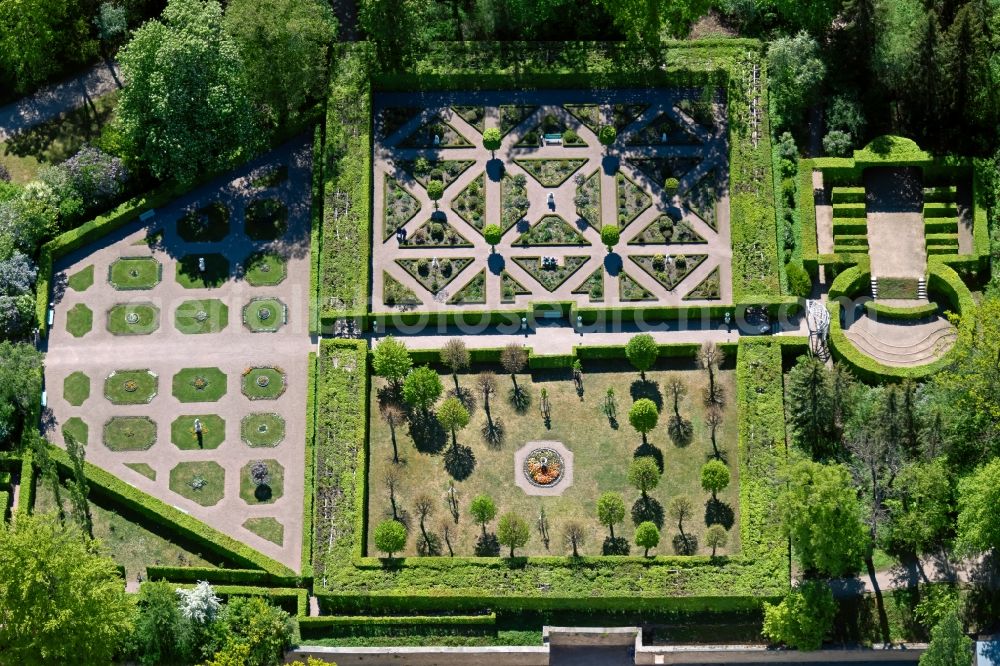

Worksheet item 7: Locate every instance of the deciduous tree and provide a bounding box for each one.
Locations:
[116,0,259,184]
[762,581,836,650]
[373,519,407,558]
[778,460,867,577]
[628,398,659,444]
[635,521,660,556]
[497,512,531,557]
[0,513,135,665]
[625,333,658,379]
[403,366,443,414]
[373,336,412,388]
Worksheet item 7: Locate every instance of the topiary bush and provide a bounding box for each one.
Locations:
[785,262,812,298]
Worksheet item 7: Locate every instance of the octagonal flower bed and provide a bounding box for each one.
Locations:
[240,413,285,447]
[240,459,284,505]
[522,446,565,488]
[103,416,157,451]
[241,366,286,400]
[169,461,225,507]
[104,369,158,405]
[107,302,160,336]
[244,251,287,287]
[170,414,225,450]
[243,297,286,333]
[108,257,162,290]
[174,299,229,334]
[171,367,228,403]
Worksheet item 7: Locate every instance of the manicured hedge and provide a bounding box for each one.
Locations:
[798,159,818,273]
[863,300,939,320]
[972,160,991,269]
[46,445,294,577]
[315,339,788,611]
[171,584,308,617]
[319,43,372,323]
[313,340,369,579]
[0,490,9,520]
[730,52,781,303]
[298,614,496,639]
[145,566,298,587]
[17,451,35,518]
[301,352,318,579]
[309,125,324,336]
[315,589,772,616]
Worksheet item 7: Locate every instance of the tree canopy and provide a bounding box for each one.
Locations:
[778,460,868,576]
[116,0,260,184]
[0,513,135,665]
[223,0,336,125]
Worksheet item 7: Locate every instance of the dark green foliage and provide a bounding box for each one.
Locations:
[116,0,260,183]
[131,582,188,665]
[785,262,812,297]
[786,355,837,459]
[763,581,835,650]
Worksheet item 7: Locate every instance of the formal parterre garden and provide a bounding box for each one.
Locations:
[369,80,733,314]
[13,28,994,660]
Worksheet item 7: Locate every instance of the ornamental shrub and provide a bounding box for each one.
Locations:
[483,127,502,154]
[600,224,620,250]
[373,519,407,558]
[598,125,617,146]
[762,581,835,650]
[663,177,679,192]
[635,521,660,556]
[483,223,502,248]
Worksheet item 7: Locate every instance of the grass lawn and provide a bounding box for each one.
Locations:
[124,463,157,481]
[108,257,162,290]
[66,303,93,337]
[243,517,284,546]
[368,362,740,558]
[174,298,229,334]
[63,371,90,406]
[67,265,94,292]
[171,414,226,450]
[176,254,230,289]
[106,302,160,335]
[242,367,286,400]
[172,367,228,403]
[243,297,285,332]
[239,460,284,505]
[32,475,222,581]
[245,198,289,240]
[170,461,226,507]
[104,369,158,405]
[244,251,287,287]
[61,416,88,445]
[0,91,118,184]
[241,413,285,447]
[177,202,230,242]
[104,416,158,451]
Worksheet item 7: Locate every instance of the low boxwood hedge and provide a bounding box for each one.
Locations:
[301,352,318,580]
[298,614,497,639]
[863,300,939,320]
[144,566,300,587]
[798,159,818,273]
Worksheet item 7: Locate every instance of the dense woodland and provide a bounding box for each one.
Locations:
[0,0,999,663]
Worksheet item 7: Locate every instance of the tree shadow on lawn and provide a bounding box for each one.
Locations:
[634,441,664,473]
[444,443,476,481]
[705,498,734,530]
[632,496,664,529]
[475,532,501,556]
[630,379,663,410]
[449,386,477,416]
[673,533,698,556]
[408,411,446,454]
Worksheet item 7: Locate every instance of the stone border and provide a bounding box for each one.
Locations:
[513,440,574,496]
[241,366,288,401]
[107,256,162,291]
[242,297,287,333]
[104,368,159,404]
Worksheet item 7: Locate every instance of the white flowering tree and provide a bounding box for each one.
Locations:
[176,580,221,624]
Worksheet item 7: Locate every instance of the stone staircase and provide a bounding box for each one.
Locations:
[843,314,956,367]
[917,278,927,300]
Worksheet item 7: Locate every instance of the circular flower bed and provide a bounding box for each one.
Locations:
[125,312,140,324]
[522,447,564,487]
[123,379,138,393]
[192,376,208,391]
[258,306,272,321]
[256,375,270,388]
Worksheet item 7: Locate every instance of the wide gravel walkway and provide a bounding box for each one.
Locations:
[44,136,313,571]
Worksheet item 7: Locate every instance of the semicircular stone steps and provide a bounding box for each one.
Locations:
[843,314,957,367]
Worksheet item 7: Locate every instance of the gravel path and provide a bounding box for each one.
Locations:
[0,61,122,141]
[44,136,313,572]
